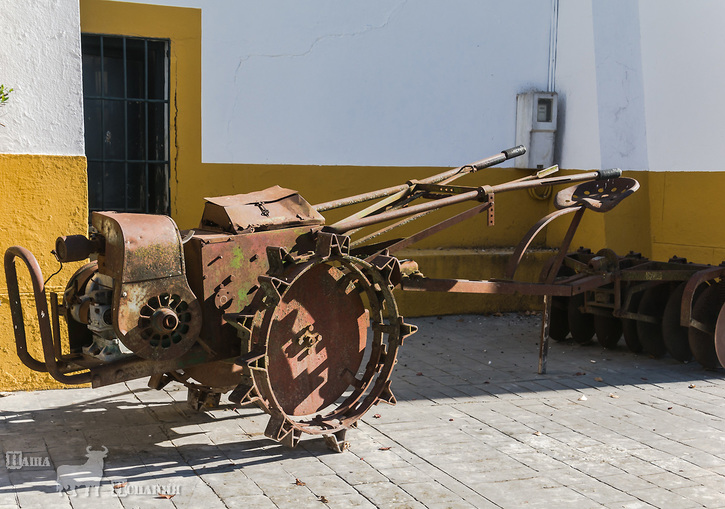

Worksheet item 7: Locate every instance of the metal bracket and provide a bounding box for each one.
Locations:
[254,202,271,217]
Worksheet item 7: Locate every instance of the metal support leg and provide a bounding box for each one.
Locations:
[539,294,552,374]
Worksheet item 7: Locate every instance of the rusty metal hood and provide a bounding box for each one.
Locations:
[200,186,325,234]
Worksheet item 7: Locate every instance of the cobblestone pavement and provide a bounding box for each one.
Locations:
[1,314,725,508]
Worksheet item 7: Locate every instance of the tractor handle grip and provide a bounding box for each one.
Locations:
[502,145,526,160]
[596,168,622,180]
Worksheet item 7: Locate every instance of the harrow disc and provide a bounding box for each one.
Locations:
[594,313,622,349]
[688,284,722,369]
[714,302,725,368]
[636,284,672,358]
[549,265,575,342]
[568,293,594,344]
[589,251,622,348]
[622,289,644,353]
[662,282,694,362]
[549,297,570,342]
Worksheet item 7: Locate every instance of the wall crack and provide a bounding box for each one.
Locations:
[226,0,408,143]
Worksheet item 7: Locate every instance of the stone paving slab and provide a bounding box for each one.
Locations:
[1,314,725,508]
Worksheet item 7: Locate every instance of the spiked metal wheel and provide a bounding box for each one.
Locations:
[227,235,416,450]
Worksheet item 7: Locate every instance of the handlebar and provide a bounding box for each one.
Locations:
[314,145,527,212]
[597,168,622,180]
[4,246,91,384]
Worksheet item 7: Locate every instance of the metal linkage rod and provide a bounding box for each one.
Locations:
[313,145,526,212]
[328,169,615,234]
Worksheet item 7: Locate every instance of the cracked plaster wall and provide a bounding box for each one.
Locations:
[113,0,725,172]
[112,0,551,167]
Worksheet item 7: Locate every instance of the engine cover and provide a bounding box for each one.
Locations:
[92,212,202,361]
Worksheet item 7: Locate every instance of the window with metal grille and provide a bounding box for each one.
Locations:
[81,34,170,215]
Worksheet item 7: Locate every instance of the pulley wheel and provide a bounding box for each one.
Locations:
[688,284,722,369]
[62,261,98,353]
[594,313,622,349]
[636,284,672,358]
[567,293,594,344]
[266,263,367,416]
[622,289,644,353]
[662,282,694,362]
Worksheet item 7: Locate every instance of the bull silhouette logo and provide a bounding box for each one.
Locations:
[56,446,108,495]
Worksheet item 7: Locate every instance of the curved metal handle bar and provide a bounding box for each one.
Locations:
[4,246,91,384]
[505,207,583,280]
[4,247,48,373]
[680,266,725,328]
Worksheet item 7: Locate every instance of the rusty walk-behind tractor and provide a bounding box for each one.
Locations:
[7,143,707,451]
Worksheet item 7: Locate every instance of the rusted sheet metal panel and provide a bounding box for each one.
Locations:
[92,212,183,282]
[201,186,324,234]
[184,227,320,352]
[91,212,202,362]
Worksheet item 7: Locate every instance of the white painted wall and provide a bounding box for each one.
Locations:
[0,0,85,156]
[113,0,725,172]
[115,0,552,167]
[638,0,725,171]
[556,0,725,172]
[554,0,601,170]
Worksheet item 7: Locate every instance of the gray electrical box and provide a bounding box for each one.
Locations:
[515,92,558,169]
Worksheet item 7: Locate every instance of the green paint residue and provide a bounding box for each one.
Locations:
[230,246,244,269]
[237,288,251,311]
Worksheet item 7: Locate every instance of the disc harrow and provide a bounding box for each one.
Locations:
[551,248,725,369]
